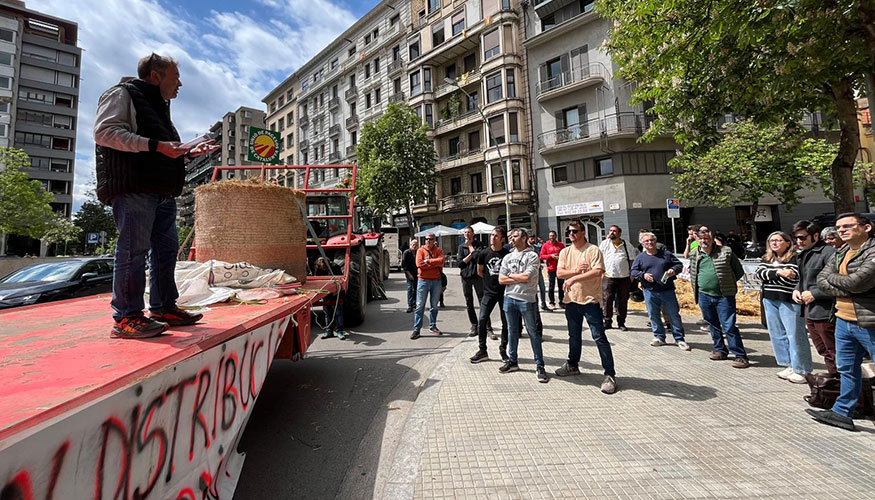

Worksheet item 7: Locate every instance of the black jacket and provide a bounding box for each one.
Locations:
[95,79,184,204]
[401,248,418,278]
[817,237,875,328]
[457,242,483,280]
[796,241,835,321]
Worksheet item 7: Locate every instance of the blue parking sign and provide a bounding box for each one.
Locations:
[87,232,99,244]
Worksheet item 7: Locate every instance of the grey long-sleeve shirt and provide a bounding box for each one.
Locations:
[92,77,151,153]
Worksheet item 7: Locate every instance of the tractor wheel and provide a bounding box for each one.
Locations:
[343,245,367,327]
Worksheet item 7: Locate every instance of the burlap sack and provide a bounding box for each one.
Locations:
[194,180,307,283]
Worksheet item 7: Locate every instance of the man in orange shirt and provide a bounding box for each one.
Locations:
[411,233,445,339]
[553,219,617,394]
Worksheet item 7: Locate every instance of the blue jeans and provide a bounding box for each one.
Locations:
[406,277,418,309]
[644,289,685,341]
[537,271,547,307]
[110,193,179,322]
[762,298,812,374]
[564,302,615,376]
[504,297,544,367]
[413,278,441,332]
[698,293,748,358]
[832,318,875,418]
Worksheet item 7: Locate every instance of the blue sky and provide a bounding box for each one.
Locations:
[26,0,380,210]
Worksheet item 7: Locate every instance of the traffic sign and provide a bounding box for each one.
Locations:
[86,232,99,244]
[666,198,680,219]
[247,126,281,164]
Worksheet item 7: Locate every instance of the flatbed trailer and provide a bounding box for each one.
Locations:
[0,278,336,499]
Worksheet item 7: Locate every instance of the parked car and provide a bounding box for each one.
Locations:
[0,257,114,309]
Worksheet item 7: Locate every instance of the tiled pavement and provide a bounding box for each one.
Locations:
[382,304,875,499]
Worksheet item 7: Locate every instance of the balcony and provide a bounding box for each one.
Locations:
[389,91,406,103]
[435,69,480,99]
[538,112,643,153]
[534,0,581,17]
[436,147,483,171]
[536,63,608,101]
[434,109,481,135]
[440,192,487,211]
[329,151,341,163]
[328,97,339,110]
[346,115,359,129]
[412,201,439,215]
[299,139,309,150]
[346,144,357,157]
[300,115,310,127]
[328,124,341,137]
[345,87,358,100]
[387,59,405,75]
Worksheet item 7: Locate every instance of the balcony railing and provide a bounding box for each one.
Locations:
[299,115,309,127]
[299,139,309,150]
[346,144,357,157]
[328,97,339,110]
[328,124,341,136]
[434,109,480,130]
[329,151,341,163]
[389,91,406,103]
[537,112,643,151]
[439,147,482,164]
[435,69,481,97]
[387,59,405,75]
[346,115,359,129]
[536,63,607,97]
[440,192,486,211]
[345,87,358,100]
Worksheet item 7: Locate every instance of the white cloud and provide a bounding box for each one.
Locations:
[26,0,358,211]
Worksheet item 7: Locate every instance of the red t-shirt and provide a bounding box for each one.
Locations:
[539,240,565,272]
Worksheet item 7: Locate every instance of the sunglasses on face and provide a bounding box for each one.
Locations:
[794,234,810,241]
[566,229,580,234]
[425,238,435,241]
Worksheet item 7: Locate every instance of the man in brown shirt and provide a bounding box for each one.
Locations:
[553,219,617,394]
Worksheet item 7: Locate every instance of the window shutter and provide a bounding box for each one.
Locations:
[559,54,569,73]
[554,111,565,129]
[539,63,548,85]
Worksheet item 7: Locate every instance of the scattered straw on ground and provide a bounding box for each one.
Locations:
[628,280,761,320]
[195,178,304,196]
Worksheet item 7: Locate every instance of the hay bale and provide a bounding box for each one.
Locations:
[194,179,307,282]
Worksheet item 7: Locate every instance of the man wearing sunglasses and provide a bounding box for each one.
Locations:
[94,53,217,339]
[689,226,749,368]
[411,233,445,339]
[791,220,837,377]
[810,213,875,431]
[553,220,617,394]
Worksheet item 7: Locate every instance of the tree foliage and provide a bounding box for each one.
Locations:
[0,148,56,240]
[73,200,117,253]
[672,121,837,240]
[356,102,437,229]
[598,0,874,212]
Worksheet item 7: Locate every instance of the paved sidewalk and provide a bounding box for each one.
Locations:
[383,305,875,499]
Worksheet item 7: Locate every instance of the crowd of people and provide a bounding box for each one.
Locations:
[403,214,875,431]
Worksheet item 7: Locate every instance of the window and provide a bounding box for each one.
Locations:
[432,23,445,47]
[486,72,502,103]
[349,74,356,87]
[428,0,440,13]
[279,96,285,107]
[464,53,476,73]
[55,94,73,107]
[390,14,400,26]
[446,63,457,81]
[51,159,70,173]
[0,123,6,137]
[20,110,53,126]
[350,102,357,115]
[365,33,372,45]
[270,123,276,131]
[414,106,422,118]
[410,72,421,95]
[287,89,294,100]
[450,177,462,195]
[506,69,515,98]
[365,63,370,79]
[29,157,49,169]
[54,115,72,129]
[244,110,253,118]
[409,38,420,60]
[583,0,596,13]
[488,115,505,146]
[53,137,71,150]
[302,151,309,164]
[375,88,381,104]
[483,30,500,59]
[425,104,433,127]
[0,76,11,89]
[465,91,479,112]
[452,11,466,36]
[21,88,51,104]
[278,117,284,131]
[15,131,51,147]
[351,130,357,145]
[0,53,11,66]
[424,68,432,91]
[392,45,400,61]
[449,137,460,155]
[471,172,483,193]
[331,58,338,69]
[541,15,556,31]
[563,106,582,139]
[0,29,13,43]
[511,160,521,190]
[509,113,519,142]
[373,57,380,75]
[468,130,480,150]
[0,102,9,113]
[596,157,613,176]
[348,46,357,57]
[491,163,505,192]
[365,93,372,109]
[287,111,294,125]
[287,135,294,148]
[553,165,568,183]
[394,78,401,93]
[373,28,379,39]
[302,80,309,91]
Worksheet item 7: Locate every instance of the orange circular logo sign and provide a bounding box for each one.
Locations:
[248,128,280,163]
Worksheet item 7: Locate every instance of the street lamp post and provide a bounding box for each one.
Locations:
[444,78,512,232]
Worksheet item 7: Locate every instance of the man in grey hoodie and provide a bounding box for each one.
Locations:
[498,228,548,383]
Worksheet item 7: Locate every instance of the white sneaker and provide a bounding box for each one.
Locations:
[777,367,794,380]
[787,372,808,384]
[677,341,691,351]
[650,338,666,347]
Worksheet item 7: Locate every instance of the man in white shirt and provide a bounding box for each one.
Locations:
[598,225,637,331]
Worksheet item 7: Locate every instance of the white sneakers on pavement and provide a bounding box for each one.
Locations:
[777,367,794,380]
[677,341,692,351]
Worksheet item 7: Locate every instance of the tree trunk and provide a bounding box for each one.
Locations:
[830,78,862,214]
[749,200,759,246]
[405,202,415,235]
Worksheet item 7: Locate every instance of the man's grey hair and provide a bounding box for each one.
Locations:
[639,232,657,243]
[138,53,178,79]
[821,226,839,239]
[409,237,418,245]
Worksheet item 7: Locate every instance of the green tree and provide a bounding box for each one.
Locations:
[671,121,837,242]
[356,102,437,230]
[0,148,55,254]
[43,215,82,255]
[598,0,874,212]
[73,200,117,254]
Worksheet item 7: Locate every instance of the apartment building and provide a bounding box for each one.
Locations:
[405,0,536,232]
[178,120,223,227]
[264,0,410,193]
[263,73,298,187]
[0,0,80,221]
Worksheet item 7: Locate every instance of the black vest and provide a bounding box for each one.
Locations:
[95,79,184,204]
